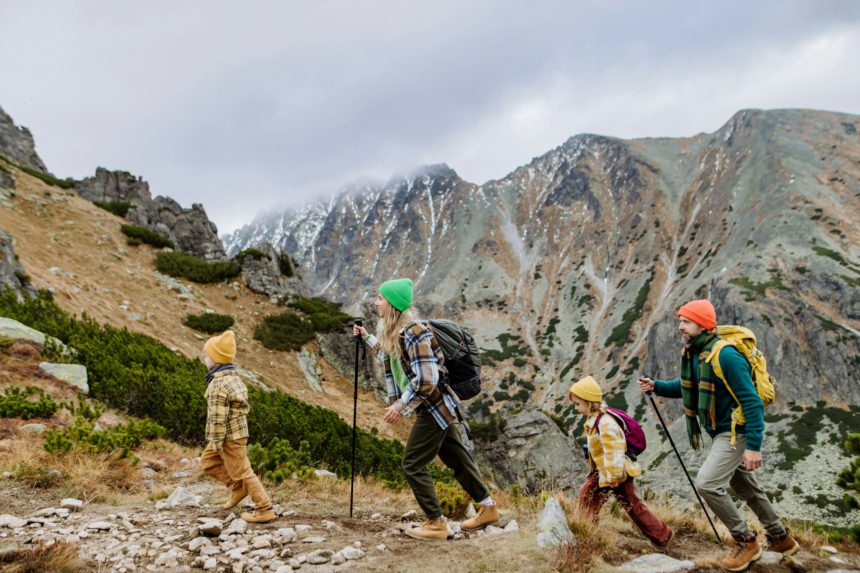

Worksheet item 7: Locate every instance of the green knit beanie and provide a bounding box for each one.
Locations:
[379,278,413,312]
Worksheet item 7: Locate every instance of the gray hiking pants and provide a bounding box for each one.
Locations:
[694,433,782,536]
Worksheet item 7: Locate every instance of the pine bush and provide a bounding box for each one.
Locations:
[121,224,174,249]
[254,312,316,351]
[183,312,235,334]
[155,252,241,283]
[0,386,59,419]
[94,201,131,218]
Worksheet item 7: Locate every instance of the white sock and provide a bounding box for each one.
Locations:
[478,497,495,506]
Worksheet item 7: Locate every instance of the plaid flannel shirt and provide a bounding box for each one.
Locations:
[364,323,458,430]
[584,409,641,487]
[204,369,250,450]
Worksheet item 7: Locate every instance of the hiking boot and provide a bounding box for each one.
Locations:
[462,503,500,530]
[766,528,800,555]
[240,508,276,524]
[222,486,248,510]
[721,533,762,572]
[651,527,675,552]
[404,517,449,541]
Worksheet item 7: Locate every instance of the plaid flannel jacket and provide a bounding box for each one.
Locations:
[364,323,458,430]
[204,369,250,450]
[584,408,641,487]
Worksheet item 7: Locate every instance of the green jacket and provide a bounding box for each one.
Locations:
[654,344,765,451]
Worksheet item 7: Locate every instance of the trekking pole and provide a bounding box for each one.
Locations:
[645,378,724,545]
[349,319,363,518]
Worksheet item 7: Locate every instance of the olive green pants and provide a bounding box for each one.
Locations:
[402,411,489,518]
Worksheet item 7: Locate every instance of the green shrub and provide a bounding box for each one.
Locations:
[0,386,59,419]
[233,248,270,265]
[470,413,507,442]
[13,463,62,488]
[61,397,106,421]
[121,224,174,249]
[437,480,471,519]
[183,312,235,334]
[836,433,860,496]
[287,297,351,333]
[279,252,295,277]
[605,270,653,348]
[94,201,131,217]
[43,416,166,456]
[0,154,75,189]
[155,252,240,283]
[0,288,405,485]
[248,438,315,483]
[254,312,316,351]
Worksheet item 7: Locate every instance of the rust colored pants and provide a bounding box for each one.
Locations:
[578,472,672,547]
[200,438,271,511]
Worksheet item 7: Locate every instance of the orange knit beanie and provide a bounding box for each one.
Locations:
[677,299,717,330]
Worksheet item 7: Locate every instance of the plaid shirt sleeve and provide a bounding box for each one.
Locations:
[397,326,440,409]
[205,380,229,451]
[597,415,628,486]
[365,334,400,404]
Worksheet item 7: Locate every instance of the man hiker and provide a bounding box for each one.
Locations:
[638,299,799,572]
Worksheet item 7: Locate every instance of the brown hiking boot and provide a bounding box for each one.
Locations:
[462,503,500,530]
[766,528,800,555]
[404,517,449,541]
[721,533,762,572]
[222,486,248,510]
[240,508,276,524]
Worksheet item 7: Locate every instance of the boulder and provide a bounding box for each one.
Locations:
[237,242,305,298]
[38,363,89,394]
[0,317,47,345]
[535,498,572,549]
[155,486,202,509]
[61,498,84,512]
[0,514,26,529]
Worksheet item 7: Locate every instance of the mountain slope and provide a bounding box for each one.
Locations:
[225,109,860,524]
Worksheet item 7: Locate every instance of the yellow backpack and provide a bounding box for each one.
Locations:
[704,325,775,446]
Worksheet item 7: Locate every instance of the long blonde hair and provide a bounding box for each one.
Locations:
[377,304,416,360]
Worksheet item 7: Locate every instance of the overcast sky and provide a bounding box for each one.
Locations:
[2,1,859,234]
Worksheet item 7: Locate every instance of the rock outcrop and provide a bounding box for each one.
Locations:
[473,407,588,493]
[0,105,47,173]
[75,167,226,260]
[0,230,36,299]
[236,242,305,298]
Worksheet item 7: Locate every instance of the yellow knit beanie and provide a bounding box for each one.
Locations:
[569,375,602,402]
[204,330,236,364]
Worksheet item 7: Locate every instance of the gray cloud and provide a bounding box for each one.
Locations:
[1,0,859,233]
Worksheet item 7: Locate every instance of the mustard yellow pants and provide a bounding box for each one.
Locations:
[200,438,271,511]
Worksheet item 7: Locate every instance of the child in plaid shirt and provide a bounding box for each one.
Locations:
[570,375,673,550]
[199,330,275,524]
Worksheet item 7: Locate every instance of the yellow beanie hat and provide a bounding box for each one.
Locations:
[204,330,236,364]
[569,375,602,402]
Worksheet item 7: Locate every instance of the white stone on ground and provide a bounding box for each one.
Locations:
[61,498,84,511]
[156,486,202,509]
[535,497,572,549]
[618,554,696,573]
[0,514,26,528]
[306,549,333,564]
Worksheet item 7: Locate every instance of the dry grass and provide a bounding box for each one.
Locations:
[0,430,144,504]
[0,541,83,573]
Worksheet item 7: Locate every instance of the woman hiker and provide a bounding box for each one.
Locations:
[354,278,499,540]
[569,375,674,551]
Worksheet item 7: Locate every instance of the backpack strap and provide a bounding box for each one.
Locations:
[705,340,744,447]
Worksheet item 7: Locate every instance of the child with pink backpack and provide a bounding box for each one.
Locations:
[570,375,674,550]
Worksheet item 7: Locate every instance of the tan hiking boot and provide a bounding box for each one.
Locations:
[462,503,500,530]
[241,508,276,524]
[766,528,799,555]
[721,534,762,572]
[404,517,449,541]
[222,486,248,510]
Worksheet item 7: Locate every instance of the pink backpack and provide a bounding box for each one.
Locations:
[595,407,647,460]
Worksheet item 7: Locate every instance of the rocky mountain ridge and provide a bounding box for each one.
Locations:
[225,109,860,524]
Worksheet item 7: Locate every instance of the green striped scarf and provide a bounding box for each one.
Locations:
[680,332,719,450]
